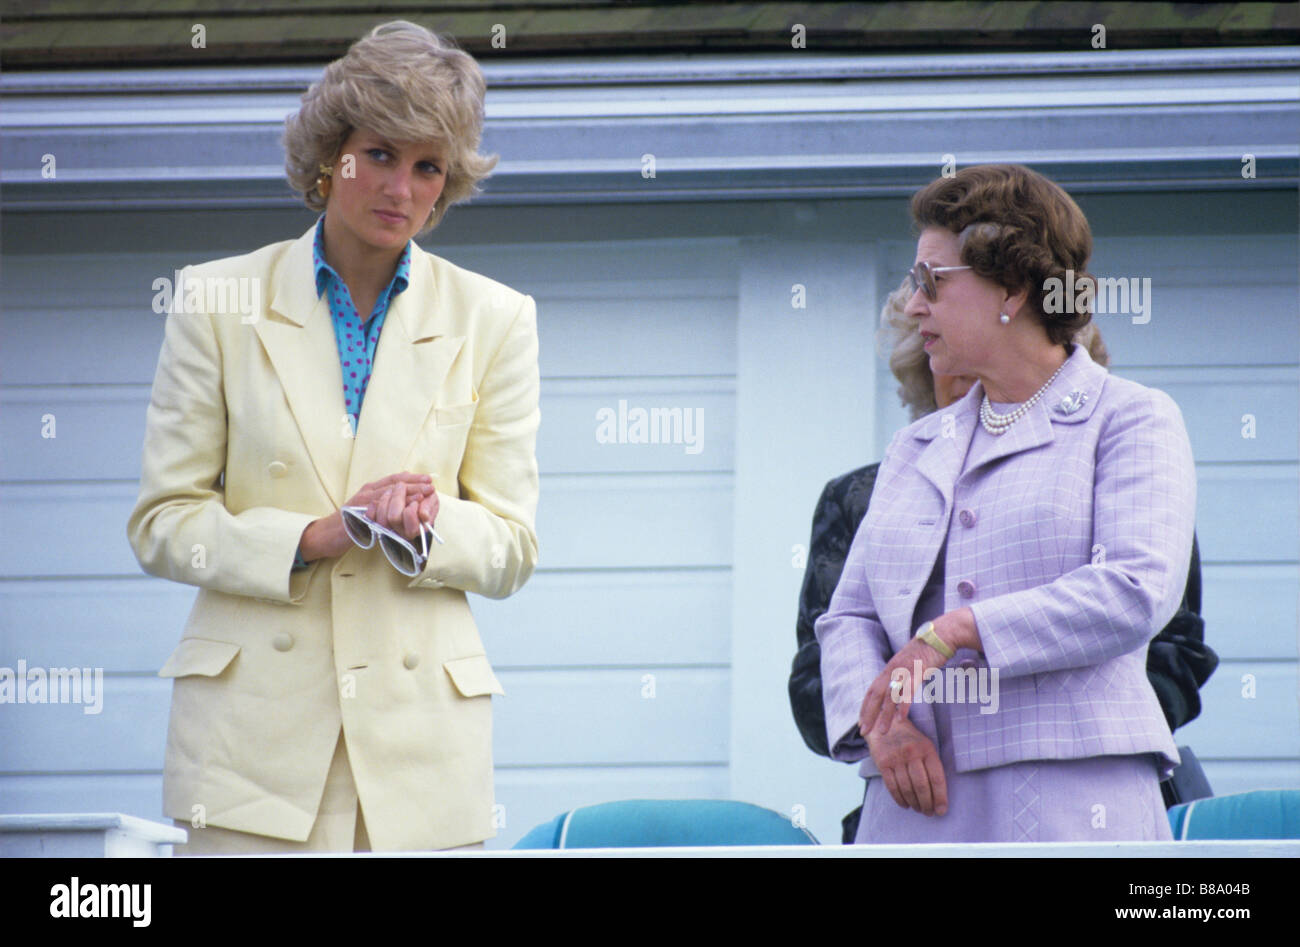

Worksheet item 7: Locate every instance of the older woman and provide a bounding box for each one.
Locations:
[815,164,1197,842]
[128,22,539,853]
[790,281,1215,841]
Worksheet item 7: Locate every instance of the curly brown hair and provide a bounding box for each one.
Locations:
[909,165,1096,347]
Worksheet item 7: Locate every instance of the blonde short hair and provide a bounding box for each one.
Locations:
[283,20,497,234]
[877,276,1110,421]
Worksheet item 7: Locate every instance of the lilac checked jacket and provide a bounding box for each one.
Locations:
[816,343,1194,779]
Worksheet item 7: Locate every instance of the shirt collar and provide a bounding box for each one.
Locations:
[312,215,413,306]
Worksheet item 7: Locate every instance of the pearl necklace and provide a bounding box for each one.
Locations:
[979,359,1068,435]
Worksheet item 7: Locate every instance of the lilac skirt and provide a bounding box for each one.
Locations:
[855,702,1173,844]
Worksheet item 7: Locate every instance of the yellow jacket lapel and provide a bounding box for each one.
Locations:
[254,226,353,508]
[347,245,463,494]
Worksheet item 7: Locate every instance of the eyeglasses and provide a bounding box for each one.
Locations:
[340,506,445,577]
[906,261,972,302]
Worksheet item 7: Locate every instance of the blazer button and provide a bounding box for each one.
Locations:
[957,579,977,599]
[958,508,976,528]
[272,632,294,652]
[403,654,420,670]
[268,461,288,478]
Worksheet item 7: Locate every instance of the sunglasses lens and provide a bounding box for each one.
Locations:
[909,264,936,301]
[379,535,421,576]
[340,508,376,547]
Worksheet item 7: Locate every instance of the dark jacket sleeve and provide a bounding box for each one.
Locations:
[789,464,878,756]
[1145,532,1218,731]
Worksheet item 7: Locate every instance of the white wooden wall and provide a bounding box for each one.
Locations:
[1,190,1296,850]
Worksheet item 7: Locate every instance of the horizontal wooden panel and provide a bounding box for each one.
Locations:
[1089,234,1296,279]
[1,239,740,310]
[443,239,740,295]
[0,473,733,577]
[880,233,1299,369]
[1122,367,1298,463]
[493,668,729,766]
[1175,662,1300,760]
[1,253,185,308]
[0,667,730,772]
[0,377,736,481]
[1096,284,1299,369]
[0,309,169,387]
[1200,565,1298,661]
[1197,761,1300,799]
[538,473,732,569]
[0,774,164,827]
[0,578,197,671]
[535,299,736,377]
[1195,465,1299,563]
[0,300,738,386]
[539,379,733,472]
[0,387,147,482]
[1,236,739,385]
[0,569,732,671]
[473,569,730,666]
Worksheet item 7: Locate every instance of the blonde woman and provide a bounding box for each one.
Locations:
[128,21,539,853]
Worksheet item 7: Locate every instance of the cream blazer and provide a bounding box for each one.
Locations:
[128,225,540,850]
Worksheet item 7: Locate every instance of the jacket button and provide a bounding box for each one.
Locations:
[958,508,976,528]
[272,632,294,652]
[268,461,288,478]
[957,579,977,599]
[403,654,420,670]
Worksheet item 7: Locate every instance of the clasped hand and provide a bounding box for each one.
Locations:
[860,633,951,816]
[864,717,948,817]
[299,472,439,563]
[860,633,950,816]
[856,612,974,817]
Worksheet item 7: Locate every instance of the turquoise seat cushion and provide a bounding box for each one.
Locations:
[1168,790,1300,840]
[513,799,819,848]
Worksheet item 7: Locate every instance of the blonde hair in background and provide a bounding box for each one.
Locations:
[283,20,497,234]
[877,277,935,421]
[877,275,1111,422]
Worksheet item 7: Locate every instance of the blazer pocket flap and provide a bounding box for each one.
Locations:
[158,637,241,679]
[443,654,505,697]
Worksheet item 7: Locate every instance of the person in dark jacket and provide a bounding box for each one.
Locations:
[789,280,1218,842]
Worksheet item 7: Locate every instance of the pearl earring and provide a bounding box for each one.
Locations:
[999,312,1010,325]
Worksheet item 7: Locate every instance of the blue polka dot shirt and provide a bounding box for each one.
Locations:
[311,215,412,437]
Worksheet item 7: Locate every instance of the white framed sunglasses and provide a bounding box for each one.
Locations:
[340,505,445,577]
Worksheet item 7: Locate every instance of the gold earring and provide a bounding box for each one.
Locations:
[315,163,333,199]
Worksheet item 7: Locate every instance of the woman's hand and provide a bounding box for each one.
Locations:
[865,715,949,816]
[298,473,437,563]
[859,609,979,736]
[367,476,439,542]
